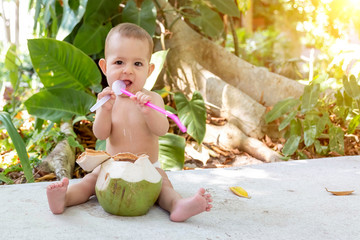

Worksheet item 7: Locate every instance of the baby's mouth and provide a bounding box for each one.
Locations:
[122,80,132,89]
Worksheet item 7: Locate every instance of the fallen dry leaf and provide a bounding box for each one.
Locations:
[35,173,57,182]
[325,187,354,196]
[230,186,251,199]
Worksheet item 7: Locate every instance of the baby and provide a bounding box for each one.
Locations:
[46,23,212,222]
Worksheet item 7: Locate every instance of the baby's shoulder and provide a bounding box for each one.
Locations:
[142,89,161,99]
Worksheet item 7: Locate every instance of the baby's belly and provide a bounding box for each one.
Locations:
[106,133,159,163]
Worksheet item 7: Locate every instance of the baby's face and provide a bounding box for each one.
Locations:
[104,33,152,93]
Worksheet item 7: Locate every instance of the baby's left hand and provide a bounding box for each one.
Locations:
[130,91,152,113]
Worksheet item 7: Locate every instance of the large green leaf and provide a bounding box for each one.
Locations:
[343,75,360,100]
[56,0,88,40]
[144,50,169,90]
[24,88,96,122]
[28,38,101,90]
[174,91,206,144]
[209,0,240,17]
[84,0,123,22]
[73,0,123,55]
[189,5,224,38]
[5,44,19,91]
[0,112,33,183]
[73,21,112,55]
[301,83,320,113]
[122,0,157,36]
[265,98,300,123]
[159,133,185,171]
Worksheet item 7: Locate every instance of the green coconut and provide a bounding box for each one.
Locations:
[95,155,162,216]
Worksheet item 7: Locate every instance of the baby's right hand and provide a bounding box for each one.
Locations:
[97,87,116,111]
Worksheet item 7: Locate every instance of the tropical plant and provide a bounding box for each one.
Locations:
[265,74,360,159]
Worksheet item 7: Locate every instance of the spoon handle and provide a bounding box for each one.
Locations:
[90,95,111,112]
[120,89,187,133]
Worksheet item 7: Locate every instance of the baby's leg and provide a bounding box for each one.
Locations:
[156,168,212,222]
[46,166,100,214]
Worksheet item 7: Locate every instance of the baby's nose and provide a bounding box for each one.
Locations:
[123,64,133,74]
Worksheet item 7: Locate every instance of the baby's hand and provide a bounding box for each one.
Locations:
[97,87,116,111]
[130,91,152,113]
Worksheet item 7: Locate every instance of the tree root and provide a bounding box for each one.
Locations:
[205,123,282,163]
[38,122,75,180]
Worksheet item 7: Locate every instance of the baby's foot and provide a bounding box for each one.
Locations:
[170,188,212,222]
[46,177,69,214]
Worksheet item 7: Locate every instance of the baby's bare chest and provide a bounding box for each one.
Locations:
[111,99,149,133]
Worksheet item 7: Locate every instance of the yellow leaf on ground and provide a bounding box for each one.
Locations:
[325,188,354,196]
[230,186,251,199]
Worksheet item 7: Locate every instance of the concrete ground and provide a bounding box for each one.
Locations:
[1,156,359,240]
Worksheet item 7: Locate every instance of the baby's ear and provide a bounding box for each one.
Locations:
[99,58,107,75]
[148,63,155,77]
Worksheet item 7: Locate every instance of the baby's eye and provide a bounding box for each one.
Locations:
[115,60,123,65]
[134,62,143,67]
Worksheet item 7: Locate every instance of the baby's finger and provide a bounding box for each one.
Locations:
[136,92,151,104]
[98,88,113,99]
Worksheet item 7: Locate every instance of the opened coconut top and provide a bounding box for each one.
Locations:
[112,152,149,163]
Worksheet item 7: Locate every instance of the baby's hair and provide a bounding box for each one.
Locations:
[105,23,154,60]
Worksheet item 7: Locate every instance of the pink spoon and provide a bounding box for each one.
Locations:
[90,81,187,132]
[113,80,187,133]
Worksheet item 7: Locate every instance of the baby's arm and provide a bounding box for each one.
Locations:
[131,90,169,136]
[93,87,116,140]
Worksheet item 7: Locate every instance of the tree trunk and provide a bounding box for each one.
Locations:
[157,0,304,107]
[14,0,19,47]
[1,0,11,44]
[205,123,282,163]
[155,0,303,162]
[193,65,266,138]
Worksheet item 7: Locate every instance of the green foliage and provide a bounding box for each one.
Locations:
[265,98,300,123]
[174,91,207,145]
[5,45,19,91]
[27,39,101,90]
[0,172,13,184]
[26,38,98,121]
[210,0,240,17]
[179,0,242,39]
[266,74,360,158]
[73,0,123,55]
[0,112,34,183]
[189,5,224,39]
[25,88,96,122]
[157,91,206,170]
[159,133,185,171]
[122,0,157,36]
[56,0,88,40]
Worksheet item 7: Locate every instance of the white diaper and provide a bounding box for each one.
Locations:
[153,161,160,168]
